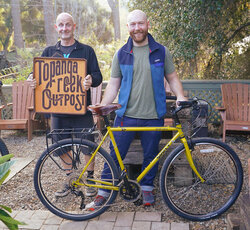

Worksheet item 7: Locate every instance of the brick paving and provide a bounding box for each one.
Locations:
[0,210,189,230]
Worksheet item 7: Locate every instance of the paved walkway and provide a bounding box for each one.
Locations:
[0,210,189,230]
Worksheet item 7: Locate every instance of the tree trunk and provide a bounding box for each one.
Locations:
[10,0,24,49]
[107,0,121,40]
[42,0,58,46]
[2,28,13,53]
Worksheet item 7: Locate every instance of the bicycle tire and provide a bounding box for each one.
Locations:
[160,138,243,221]
[0,138,9,156]
[34,138,119,221]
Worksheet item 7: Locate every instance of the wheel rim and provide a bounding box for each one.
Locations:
[162,142,242,220]
[35,140,118,220]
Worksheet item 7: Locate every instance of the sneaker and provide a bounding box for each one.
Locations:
[142,190,154,206]
[85,195,107,211]
[86,179,97,197]
[55,184,70,197]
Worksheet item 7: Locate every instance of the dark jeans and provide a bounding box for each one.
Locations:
[99,116,163,196]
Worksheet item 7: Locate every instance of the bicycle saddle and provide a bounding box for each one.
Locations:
[87,103,121,116]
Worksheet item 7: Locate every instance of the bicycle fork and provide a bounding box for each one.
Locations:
[179,127,205,183]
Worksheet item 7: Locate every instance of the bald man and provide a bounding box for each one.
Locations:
[86,10,186,209]
[29,12,102,198]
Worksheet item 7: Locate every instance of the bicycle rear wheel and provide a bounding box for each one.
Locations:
[0,138,9,156]
[34,138,119,221]
[160,138,243,221]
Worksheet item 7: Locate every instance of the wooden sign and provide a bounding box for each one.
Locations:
[33,57,87,114]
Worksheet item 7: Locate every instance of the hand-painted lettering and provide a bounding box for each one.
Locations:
[35,58,86,113]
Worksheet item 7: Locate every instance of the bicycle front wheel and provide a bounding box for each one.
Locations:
[34,138,119,221]
[160,138,243,221]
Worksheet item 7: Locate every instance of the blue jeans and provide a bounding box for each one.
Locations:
[99,116,163,197]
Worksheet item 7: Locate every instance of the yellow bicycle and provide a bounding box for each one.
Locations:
[34,97,243,221]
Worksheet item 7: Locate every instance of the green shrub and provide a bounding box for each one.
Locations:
[0,154,26,229]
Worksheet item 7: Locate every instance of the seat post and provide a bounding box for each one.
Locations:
[103,116,110,127]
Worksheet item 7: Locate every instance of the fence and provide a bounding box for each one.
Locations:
[182,80,250,124]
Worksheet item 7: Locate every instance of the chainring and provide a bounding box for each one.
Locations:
[119,180,141,202]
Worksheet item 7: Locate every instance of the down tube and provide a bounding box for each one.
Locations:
[136,131,181,183]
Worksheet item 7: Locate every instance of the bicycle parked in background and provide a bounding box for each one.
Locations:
[34,96,243,221]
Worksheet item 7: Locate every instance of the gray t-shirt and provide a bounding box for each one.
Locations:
[60,43,77,58]
[111,45,175,119]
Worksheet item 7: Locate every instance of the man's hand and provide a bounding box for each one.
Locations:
[177,96,187,102]
[83,74,92,90]
[27,73,37,89]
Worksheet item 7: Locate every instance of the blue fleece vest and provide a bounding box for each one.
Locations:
[116,34,166,118]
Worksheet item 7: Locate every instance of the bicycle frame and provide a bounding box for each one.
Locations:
[75,123,205,190]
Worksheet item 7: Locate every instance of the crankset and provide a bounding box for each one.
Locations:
[119,179,141,203]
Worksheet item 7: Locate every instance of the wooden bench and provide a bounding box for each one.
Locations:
[217,83,250,142]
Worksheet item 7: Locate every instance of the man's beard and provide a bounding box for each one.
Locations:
[130,30,148,44]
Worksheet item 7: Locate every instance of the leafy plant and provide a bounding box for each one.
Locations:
[128,0,249,80]
[0,154,26,229]
[1,47,42,85]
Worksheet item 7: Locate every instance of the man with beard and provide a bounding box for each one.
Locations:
[86,9,186,209]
